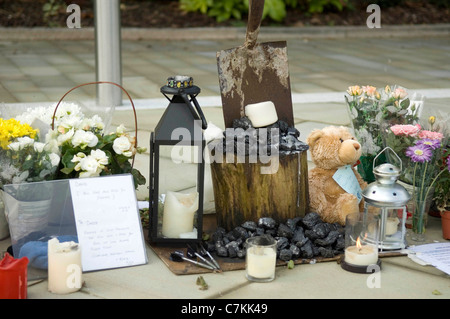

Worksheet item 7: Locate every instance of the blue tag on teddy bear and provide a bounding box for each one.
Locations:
[332,165,362,203]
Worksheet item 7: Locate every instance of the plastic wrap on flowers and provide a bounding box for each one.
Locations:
[49,82,146,188]
[345,85,425,183]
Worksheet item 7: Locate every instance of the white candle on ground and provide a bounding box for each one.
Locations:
[246,246,277,279]
[48,238,82,294]
[162,191,199,238]
[344,237,378,266]
[245,101,278,128]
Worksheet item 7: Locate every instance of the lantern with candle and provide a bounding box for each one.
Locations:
[341,212,381,273]
[362,147,411,251]
[149,76,207,245]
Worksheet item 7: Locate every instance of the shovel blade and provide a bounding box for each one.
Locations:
[217,40,294,128]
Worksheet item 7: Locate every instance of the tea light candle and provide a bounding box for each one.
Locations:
[48,238,82,294]
[0,253,28,299]
[162,191,199,238]
[245,101,278,128]
[344,237,378,266]
[246,246,277,279]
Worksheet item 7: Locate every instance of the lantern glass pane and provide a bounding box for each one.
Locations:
[156,145,200,239]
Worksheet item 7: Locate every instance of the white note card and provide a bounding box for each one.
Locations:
[70,174,148,272]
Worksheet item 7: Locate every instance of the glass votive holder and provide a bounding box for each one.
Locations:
[245,235,277,282]
[341,212,381,274]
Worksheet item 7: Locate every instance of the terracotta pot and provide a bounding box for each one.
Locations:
[441,211,450,240]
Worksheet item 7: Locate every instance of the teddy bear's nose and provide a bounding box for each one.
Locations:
[353,142,360,150]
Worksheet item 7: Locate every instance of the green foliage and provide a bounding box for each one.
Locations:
[42,0,65,26]
[304,0,347,13]
[179,0,349,23]
[180,0,246,22]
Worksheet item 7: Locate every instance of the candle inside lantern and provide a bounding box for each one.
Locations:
[344,237,378,266]
[0,253,28,299]
[162,191,199,238]
[48,238,82,294]
[385,217,400,236]
[245,236,277,282]
[245,101,278,128]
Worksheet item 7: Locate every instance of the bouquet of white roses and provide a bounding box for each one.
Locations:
[16,102,146,188]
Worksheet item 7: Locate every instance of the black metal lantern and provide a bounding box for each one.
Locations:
[149,76,208,245]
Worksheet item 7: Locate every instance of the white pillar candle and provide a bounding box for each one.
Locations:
[245,101,278,128]
[344,238,378,266]
[48,238,82,294]
[162,191,199,238]
[385,217,400,236]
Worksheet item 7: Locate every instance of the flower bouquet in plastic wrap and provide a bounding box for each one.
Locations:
[345,84,424,183]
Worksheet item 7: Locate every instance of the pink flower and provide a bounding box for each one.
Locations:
[362,85,377,97]
[392,88,408,99]
[418,130,444,141]
[390,124,421,137]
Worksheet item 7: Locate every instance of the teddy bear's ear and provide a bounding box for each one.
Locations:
[306,129,324,148]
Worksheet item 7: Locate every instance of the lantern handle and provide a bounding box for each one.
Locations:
[180,93,208,130]
[373,147,402,171]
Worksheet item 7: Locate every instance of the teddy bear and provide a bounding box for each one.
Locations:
[306,126,368,225]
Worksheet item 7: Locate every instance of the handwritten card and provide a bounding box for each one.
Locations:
[70,174,147,272]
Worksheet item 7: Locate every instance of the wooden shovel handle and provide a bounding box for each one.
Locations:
[245,0,264,50]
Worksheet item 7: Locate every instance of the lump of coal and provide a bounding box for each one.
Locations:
[241,221,257,232]
[315,230,340,247]
[302,212,321,229]
[237,249,246,259]
[216,246,228,257]
[258,217,277,229]
[289,244,301,258]
[318,247,337,258]
[233,226,249,240]
[232,116,253,130]
[286,217,302,231]
[277,223,293,239]
[292,227,308,247]
[279,249,293,261]
[276,237,290,250]
[300,240,314,259]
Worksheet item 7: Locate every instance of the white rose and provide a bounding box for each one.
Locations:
[8,142,20,152]
[113,136,132,156]
[71,130,98,148]
[33,142,46,153]
[78,156,102,178]
[116,124,127,135]
[49,153,60,167]
[90,149,109,165]
[57,128,75,145]
[17,136,35,148]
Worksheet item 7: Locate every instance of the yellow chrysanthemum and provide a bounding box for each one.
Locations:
[0,118,37,149]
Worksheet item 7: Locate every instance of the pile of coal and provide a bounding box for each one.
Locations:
[212,116,309,156]
[204,212,345,262]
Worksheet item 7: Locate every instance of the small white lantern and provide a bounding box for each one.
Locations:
[362,147,411,251]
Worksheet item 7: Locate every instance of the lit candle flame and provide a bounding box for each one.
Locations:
[356,237,362,251]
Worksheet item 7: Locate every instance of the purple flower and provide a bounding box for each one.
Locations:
[415,138,441,150]
[406,145,433,163]
[447,156,450,172]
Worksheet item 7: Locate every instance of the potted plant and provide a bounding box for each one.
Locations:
[432,164,450,240]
